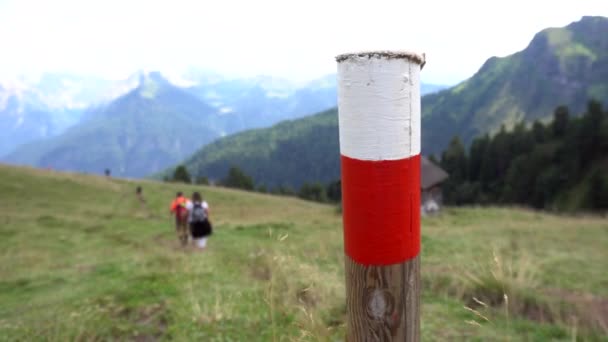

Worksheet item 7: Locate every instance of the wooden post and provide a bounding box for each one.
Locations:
[336,51,425,341]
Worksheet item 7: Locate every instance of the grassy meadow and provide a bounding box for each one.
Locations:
[0,164,607,341]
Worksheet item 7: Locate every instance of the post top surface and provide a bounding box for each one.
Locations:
[336,50,426,68]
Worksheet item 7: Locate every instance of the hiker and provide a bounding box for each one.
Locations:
[186,192,212,249]
[170,192,189,246]
[136,186,145,204]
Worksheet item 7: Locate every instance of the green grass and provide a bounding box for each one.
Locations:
[1,164,607,341]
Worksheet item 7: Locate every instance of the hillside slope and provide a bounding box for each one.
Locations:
[178,108,340,188]
[1,164,607,340]
[422,16,608,154]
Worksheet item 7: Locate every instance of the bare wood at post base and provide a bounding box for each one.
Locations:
[345,255,420,341]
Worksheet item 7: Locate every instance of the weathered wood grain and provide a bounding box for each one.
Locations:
[345,255,420,341]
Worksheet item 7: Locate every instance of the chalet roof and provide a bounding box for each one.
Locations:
[421,156,449,190]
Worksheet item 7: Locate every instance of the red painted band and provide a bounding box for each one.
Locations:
[341,154,421,265]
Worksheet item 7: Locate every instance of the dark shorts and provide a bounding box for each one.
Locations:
[190,219,212,238]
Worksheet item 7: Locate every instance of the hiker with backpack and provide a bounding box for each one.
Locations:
[185,192,212,249]
[170,192,189,246]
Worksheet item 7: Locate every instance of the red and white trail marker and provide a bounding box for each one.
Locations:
[337,51,424,341]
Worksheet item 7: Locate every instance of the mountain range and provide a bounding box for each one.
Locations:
[6,16,605,182]
[183,72,446,134]
[1,69,446,177]
[174,16,608,188]
[6,72,222,177]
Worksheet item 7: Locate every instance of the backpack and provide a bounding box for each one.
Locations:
[175,205,188,221]
[191,202,207,223]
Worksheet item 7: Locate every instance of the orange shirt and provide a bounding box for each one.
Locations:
[170,196,188,213]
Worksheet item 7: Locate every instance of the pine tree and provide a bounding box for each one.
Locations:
[441,136,467,182]
[326,180,342,203]
[222,166,254,191]
[552,106,569,138]
[440,136,468,204]
[172,165,191,184]
[532,120,546,143]
[468,135,489,182]
[589,170,608,210]
[195,176,209,185]
[298,182,328,203]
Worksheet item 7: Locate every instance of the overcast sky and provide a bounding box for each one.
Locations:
[0,0,606,84]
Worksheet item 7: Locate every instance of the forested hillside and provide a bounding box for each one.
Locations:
[178,100,608,212]
[439,100,608,211]
[175,109,339,189]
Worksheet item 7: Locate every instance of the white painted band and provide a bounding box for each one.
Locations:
[337,55,421,161]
